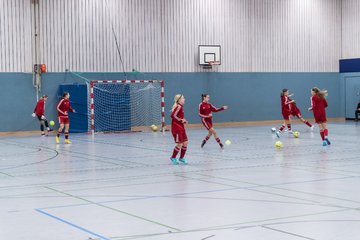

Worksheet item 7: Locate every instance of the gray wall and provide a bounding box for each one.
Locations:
[0,72,340,132]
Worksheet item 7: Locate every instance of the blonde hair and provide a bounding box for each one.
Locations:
[171,94,183,112]
[312,87,328,99]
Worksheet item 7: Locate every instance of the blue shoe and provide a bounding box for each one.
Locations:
[275,131,281,138]
[170,158,179,165]
[322,141,327,146]
[325,138,331,145]
[179,158,188,165]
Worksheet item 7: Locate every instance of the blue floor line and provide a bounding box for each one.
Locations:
[36,208,111,240]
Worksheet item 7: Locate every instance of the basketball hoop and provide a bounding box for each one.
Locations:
[203,61,220,69]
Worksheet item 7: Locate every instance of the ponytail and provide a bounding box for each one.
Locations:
[312,87,328,99]
[171,94,183,112]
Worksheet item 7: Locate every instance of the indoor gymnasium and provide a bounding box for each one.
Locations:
[1,0,360,239]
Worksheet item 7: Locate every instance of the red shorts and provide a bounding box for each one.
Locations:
[282,111,291,120]
[201,118,213,130]
[58,116,70,124]
[314,116,327,124]
[172,131,188,143]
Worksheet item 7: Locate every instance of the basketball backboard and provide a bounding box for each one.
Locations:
[198,45,221,66]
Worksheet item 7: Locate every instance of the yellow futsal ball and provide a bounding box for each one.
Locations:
[275,141,283,149]
[151,125,158,132]
[49,120,55,126]
[225,140,231,145]
[293,131,300,138]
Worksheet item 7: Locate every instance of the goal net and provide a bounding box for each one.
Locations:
[89,80,164,133]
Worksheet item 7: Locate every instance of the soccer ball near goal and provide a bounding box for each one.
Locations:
[151,125,158,132]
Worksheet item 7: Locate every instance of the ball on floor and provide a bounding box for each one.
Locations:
[275,141,283,149]
[151,125,158,132]
[293,131,300,138]
[225,139,231,145]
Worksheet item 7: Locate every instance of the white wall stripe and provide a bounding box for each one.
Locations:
[1,0,358,72]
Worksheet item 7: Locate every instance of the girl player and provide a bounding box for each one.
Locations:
[32,95,51,136]
[289,98,313,130]
[276,89,294,138]
[199,94,228,148]
[308,87,330,146]
[170,94,188,165]
[56,92,75,144]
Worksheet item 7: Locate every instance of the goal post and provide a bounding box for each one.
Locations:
[89,80,165,134]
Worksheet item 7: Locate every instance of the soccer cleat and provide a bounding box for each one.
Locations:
[55,136,60,144]
[65,139,72,144]
[322,141,327,146]
[170,158,179,165]
[287,130,293,134]
[325,138,331,145]
[310,126,314,131]
[201,140,206,148]
[179,158,188,165]
[275,131,281,138]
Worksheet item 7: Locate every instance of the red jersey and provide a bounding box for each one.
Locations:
[171,104,186,133]
[311,95,328,123]
[57,98,74,117]
[34,99,45,116]
[198,102,225,119]
[281,95,291,114]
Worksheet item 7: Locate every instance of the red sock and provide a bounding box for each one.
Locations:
[215,137,222,144]
[305,121,312,127]
[279,124,285,131]
[57,131,61,138]
[287,124,292,131]
[320,131,325,141]
[171,146,180,158]
[324,129,328,137]
[65,132,69,139]
[204,136,210,142]
[180,146,187,159]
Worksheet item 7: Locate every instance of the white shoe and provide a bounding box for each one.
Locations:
[287,130,293,134]
[276,131,281,138]
[310,126,314,131]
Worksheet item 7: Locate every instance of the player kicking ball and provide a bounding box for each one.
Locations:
[199,94,228,148]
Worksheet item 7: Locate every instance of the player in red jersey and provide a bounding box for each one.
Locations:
[199,94,228,148]
[308,87,330,146]
[32,95,51,136]
[56,92,75,144]
[276,89,294,138]
[170,94,188,165]
[289,98,313,130]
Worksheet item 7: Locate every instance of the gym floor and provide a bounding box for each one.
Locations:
[1,122,360,240]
